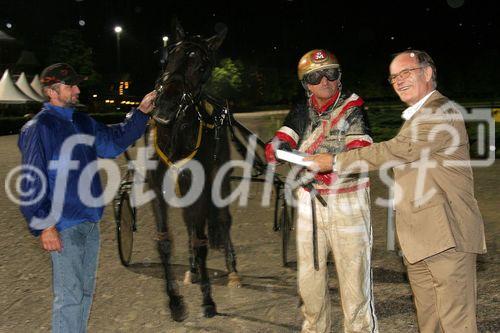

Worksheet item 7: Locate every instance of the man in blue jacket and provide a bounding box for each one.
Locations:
[18,63,156,332]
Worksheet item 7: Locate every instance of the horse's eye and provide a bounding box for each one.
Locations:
[188,51,196,58]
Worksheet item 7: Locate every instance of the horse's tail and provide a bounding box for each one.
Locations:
[207,208,232,250]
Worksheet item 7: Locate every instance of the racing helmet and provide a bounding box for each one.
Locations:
[297,49,340,81]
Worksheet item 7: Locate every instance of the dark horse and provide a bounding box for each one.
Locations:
[149,21,241,321]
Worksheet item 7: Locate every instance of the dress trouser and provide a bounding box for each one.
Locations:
[50,222,100,333]
[296,188,377,333]
[404,248,478,333]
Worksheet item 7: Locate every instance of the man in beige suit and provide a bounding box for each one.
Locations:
[305,49,486,333]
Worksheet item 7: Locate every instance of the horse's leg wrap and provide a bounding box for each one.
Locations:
[191,237,209,247]
[155,231,169,241]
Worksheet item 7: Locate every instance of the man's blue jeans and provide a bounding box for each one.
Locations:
[50,222,100,333]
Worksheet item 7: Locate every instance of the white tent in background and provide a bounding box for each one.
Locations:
[30,74,44,97]
[0,69,34,103]
[16,72,44,101]
[0,29,16,42]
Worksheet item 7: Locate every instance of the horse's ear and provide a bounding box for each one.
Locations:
[206,23,227,51]
[172,18,185,42]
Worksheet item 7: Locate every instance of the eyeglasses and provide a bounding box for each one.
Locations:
[303,68,340,85]
[387,67,424,84]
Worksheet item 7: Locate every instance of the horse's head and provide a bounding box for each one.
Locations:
[153,20,227,125]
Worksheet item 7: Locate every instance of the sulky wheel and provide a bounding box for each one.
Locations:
[116,191,136,266]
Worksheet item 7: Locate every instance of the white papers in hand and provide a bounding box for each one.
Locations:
[276,149,313,167]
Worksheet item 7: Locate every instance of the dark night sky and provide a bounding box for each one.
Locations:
[1,0,499,97]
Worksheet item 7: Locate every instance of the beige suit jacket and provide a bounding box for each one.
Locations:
[336,91,486,263]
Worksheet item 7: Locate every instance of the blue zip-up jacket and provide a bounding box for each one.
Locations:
[18,103,149,236]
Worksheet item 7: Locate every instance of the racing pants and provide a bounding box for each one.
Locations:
[296,187,378,333]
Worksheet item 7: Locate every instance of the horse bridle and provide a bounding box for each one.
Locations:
[152,40,215,126]
[151,39,230,166]
[152,88,196,126]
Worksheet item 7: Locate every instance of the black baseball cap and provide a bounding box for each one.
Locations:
[40,63,87,87]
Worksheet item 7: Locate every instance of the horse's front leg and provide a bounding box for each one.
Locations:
[179,169,217,318]
[149,168,187,322]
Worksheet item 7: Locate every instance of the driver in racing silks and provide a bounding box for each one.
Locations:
[266,49,378,333]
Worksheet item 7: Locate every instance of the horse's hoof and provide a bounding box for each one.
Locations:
[202,302,217,318]
[227,272,242,288]
[169,297,188,322]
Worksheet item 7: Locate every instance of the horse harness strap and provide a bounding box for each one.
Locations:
[153,118,213,170]
[154,97,227,169]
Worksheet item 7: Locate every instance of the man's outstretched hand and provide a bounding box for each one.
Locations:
[304,153,335,173]
[138,91,157,114]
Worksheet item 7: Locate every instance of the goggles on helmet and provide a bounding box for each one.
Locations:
[303,68,340,85]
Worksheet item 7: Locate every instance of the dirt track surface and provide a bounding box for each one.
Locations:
[1,113,498,332]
